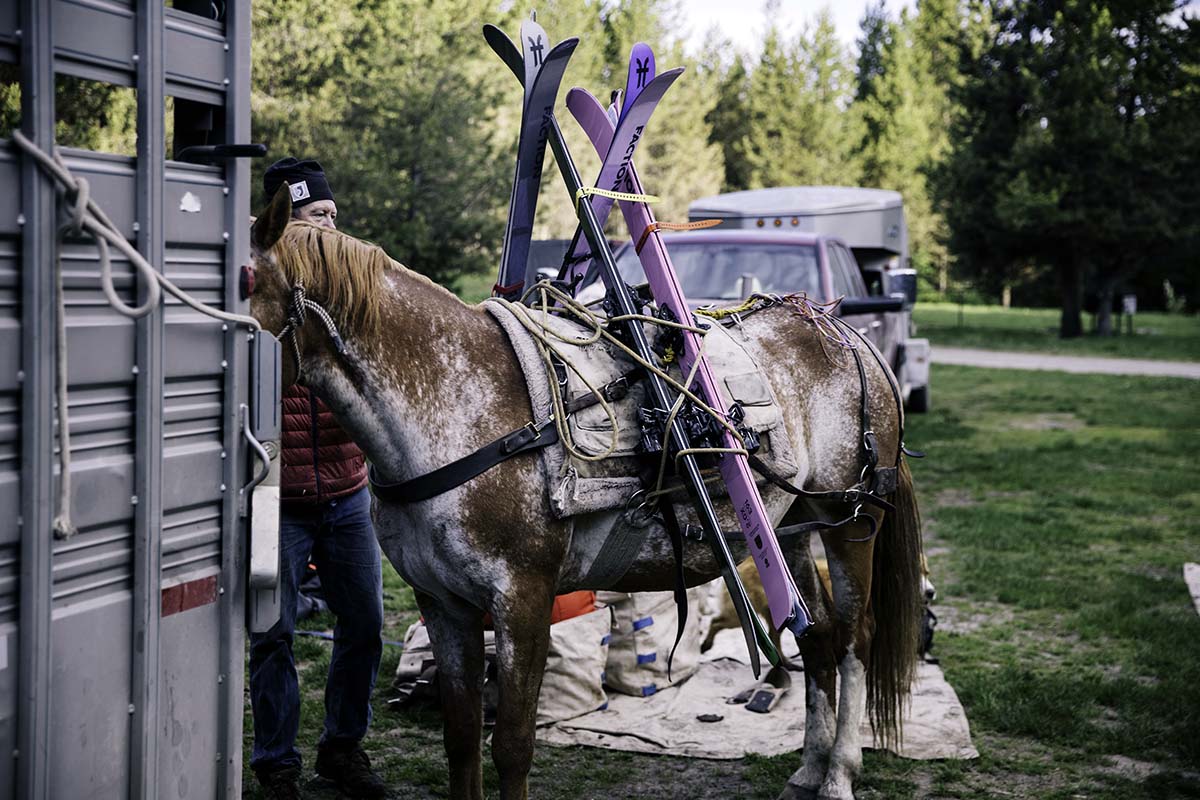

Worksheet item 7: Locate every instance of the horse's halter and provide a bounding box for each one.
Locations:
[277,282,346,381]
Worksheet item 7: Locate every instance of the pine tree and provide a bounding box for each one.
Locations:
[742,8,861,189]
[854,5,953,293]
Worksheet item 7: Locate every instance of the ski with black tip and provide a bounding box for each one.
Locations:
[492,18,578,300]
[484,23,778,676]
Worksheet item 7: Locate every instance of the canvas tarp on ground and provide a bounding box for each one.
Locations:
[536,627,979,761]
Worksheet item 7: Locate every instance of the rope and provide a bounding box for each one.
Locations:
[13,130,262,539]
[492,280,748,467]
[12,131,260,330]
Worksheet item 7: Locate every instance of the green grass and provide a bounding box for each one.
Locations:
[244,365,1200,798]
[914,302,1200,362]
[452,269,497,305]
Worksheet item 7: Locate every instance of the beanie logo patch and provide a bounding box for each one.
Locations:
[289,181,311,202]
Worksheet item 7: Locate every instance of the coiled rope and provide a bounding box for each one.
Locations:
[495,281,751,500]
[13,131,261,538]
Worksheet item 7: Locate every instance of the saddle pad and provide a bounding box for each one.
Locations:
[483,299,800,519]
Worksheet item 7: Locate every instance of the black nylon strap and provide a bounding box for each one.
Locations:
[657,499,690,683]
[370,419,558,504]
[368,369,645,505]
[746,454,896,514]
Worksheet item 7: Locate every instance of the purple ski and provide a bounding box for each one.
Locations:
[556,49,681,293]
[568,87,814,639]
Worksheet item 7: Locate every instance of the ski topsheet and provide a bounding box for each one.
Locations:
[557,57,682,292]
[484,24,776,675]
[620,42,655,126]
[493,19,577,300]
[567,87,815,639]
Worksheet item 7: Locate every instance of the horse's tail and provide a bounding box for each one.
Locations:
[867,456,924,749]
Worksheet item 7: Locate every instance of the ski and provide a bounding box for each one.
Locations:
[484,23,778,675]
[567,87,815,640]
[555,55,683,293]
[492,17,578,301]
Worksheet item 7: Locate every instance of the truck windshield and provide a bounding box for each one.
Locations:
[614,242,822,301]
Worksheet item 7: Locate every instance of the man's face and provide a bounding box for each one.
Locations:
[294,199,337,229]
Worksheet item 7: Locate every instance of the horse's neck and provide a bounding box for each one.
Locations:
[301,271,526,484]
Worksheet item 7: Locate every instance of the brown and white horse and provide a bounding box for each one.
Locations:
[248,188,924,800]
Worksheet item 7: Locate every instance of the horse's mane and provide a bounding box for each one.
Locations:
[272,220,392,335]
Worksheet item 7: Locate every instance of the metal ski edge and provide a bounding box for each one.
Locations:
[567,87,813,641]
[494,35,579,297]
[486,26,776,673]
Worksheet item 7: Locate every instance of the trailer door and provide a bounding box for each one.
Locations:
[2,2,260,798]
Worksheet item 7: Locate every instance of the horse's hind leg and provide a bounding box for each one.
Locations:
[815,521,879,800]
[488,577,556,800]
[778,538,839,800]
[417,590,486,800]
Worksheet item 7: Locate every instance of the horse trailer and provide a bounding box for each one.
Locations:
[689,186,931,411]
[1,2,282,797]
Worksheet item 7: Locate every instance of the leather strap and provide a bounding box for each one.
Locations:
[369,369,646,505]
[747,454,896,514]
[370,419,558,504]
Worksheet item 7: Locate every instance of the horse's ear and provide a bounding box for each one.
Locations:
[252,185,292,251]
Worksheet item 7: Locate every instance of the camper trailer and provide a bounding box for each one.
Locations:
[689,186,930,411]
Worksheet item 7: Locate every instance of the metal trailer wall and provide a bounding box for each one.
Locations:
[0,1,253,797]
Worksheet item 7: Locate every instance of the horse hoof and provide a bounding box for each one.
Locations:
[776,783,819,800]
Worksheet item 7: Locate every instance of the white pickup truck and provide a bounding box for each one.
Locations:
[688,186,931,412]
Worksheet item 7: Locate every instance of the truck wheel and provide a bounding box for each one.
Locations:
[907,384,930,413]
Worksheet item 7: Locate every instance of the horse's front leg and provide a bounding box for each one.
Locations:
[813,522,879,800]
[488,573,556,800]
[417,590,487,800]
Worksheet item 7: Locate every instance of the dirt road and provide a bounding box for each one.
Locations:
[932,346,1200,379]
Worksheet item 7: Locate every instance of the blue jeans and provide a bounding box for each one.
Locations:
[249,486,383,773]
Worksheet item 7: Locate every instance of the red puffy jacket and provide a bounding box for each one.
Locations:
[280,385,368,504]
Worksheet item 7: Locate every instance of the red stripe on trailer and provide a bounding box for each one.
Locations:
[161,575,219,618]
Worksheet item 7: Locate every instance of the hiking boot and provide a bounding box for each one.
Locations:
[315,742,387,799]
[256,765,302,800]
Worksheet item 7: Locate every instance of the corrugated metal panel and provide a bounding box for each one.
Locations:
[49,593,133,800]
[0,235,18,550]
[164,9,226,104]
[0,618,15,799]
[51,522,133,608]
[14,3,253,796]
[0,5,17,63]
[0,148,19,234]
[162,504,221,580]
[158,583,221,800]
[52,0,136,87]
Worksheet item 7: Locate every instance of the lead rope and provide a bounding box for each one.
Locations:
[13,130,262,539]
[278,282,346,381]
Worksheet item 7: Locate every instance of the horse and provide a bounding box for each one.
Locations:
[247,187,925,800]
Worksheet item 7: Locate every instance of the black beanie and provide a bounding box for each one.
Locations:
[263,157,335,209]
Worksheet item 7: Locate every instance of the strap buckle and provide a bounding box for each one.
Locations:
[604,375,629,402]
[502,420,543,454]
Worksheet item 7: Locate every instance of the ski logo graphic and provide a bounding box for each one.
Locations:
[610,125,644,194]
[635,57,649,88]
[528,35,544,66]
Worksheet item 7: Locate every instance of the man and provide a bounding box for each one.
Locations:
[250,157,386,800]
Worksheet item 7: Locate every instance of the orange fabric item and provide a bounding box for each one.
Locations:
[549,591,596,624]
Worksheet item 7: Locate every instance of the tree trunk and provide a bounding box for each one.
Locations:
[1059,260,1084,339]
[1095,278,1117,337]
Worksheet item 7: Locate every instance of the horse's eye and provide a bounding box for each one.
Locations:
[240,265,256,300]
